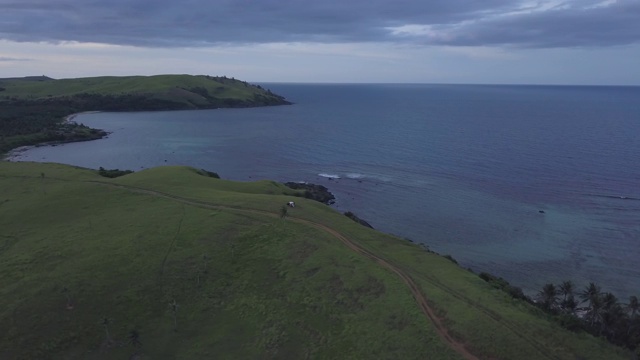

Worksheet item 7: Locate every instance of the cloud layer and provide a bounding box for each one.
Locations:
[0,0,638,48]
[0,56,33,61]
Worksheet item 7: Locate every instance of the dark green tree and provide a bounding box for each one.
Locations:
[585,295,606,329]
[599,298,625,341]
[561,295,579,315]
[537,283,559,311]
[559,280,574,302]
[580,282,602,309]
[626,296,639,319]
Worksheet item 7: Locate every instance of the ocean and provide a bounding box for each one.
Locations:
[9,84,640,298]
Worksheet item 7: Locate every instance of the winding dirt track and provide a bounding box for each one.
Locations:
[94,181,480,360]
[2,174,561,359]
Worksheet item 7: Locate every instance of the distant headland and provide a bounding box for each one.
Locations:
[0,74,291,156]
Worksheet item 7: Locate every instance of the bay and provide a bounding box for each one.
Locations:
[9,84,640,298]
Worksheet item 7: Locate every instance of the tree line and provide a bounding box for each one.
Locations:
[0,90,286,155]
[480,272,639,352]
[537,281,638,351]
[0,93,184,154]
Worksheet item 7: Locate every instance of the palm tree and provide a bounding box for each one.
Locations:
[602,292,618,310]
[600,307,623,340]
[624,295,639,335]
[599,292,624,340]
[561,295,579,315]
[625,296,639,318]
[580,283,604,331]
[537,283,559,311]
[585,295,606,330]
[559,280,574,302]
[580,282,602,308]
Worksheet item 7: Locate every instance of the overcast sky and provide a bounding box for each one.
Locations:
[1,0,639,84]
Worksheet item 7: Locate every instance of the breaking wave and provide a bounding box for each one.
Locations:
[318,173,341,179]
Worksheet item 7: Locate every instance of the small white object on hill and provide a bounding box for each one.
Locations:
[287,201,295,208]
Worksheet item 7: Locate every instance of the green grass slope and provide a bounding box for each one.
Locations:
[0,162,630,359]
[0,74,288,106]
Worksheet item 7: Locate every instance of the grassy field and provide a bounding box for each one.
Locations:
[0,162,631,359]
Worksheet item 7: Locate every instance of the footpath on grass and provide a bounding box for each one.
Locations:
[92,180,480,360]
[1,171,568,359]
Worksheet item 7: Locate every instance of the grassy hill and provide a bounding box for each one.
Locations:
[0,75,290,155]
[0,162,630,359]
[0,74,289,106]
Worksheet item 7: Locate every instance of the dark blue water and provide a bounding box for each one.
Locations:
[9,84,640,298]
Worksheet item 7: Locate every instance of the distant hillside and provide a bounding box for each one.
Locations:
[0,74,289,107]
[0,74,291,155]
[0,162,632,359]
[0,75,53,82]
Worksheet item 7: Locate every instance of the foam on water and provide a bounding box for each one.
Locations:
[318,173,341,179]
[345,173,365,179]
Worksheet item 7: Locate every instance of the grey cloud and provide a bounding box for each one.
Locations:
[0,0,637,48]
[0,56,34,61]
[422,0,640,48]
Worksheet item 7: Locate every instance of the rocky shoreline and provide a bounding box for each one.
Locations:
[284,182,336,205]
[283,181,374,229]
[343,211,374,229]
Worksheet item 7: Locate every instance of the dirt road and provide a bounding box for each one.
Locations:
[96,181,481,360]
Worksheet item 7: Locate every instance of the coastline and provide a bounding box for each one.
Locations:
[64,111,102,124]
[3,145,32,161]
[1,101,291,160]
[3,133,111,162]
[0,74,292,161]
[2,111,110,161]
[5,85,637,302]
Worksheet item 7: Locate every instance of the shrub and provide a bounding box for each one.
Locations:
[197,169,220,179]
[443,254,458,264]
[98,167,134,178]
[344,211,374,229]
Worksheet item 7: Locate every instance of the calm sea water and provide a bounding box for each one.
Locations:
[9,84,640,298]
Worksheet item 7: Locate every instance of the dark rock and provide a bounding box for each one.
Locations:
[539,210,545,214]
[344,211,374,229]
[284,182,336,205]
